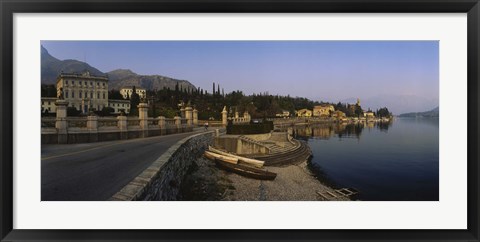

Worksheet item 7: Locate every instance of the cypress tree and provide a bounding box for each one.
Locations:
[129,86,140,116]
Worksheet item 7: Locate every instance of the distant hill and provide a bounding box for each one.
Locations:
[41,46,196,91]
[106,69,196,92]
[398,106,439,118]
[41,46,105,85]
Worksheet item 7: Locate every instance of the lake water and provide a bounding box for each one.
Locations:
[291,118,439,201]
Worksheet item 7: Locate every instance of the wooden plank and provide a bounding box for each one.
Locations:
[316,191,329,200]
[326,191,337,198]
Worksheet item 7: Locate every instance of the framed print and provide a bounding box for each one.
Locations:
[1,0,479,241]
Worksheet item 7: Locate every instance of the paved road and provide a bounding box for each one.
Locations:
[41,129,205,201]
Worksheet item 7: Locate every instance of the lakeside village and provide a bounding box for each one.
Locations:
[42,71,393,201]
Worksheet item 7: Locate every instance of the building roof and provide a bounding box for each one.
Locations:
[296,109,312,113]
[57,71,108,81]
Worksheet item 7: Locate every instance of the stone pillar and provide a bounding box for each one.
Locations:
[87,115,98,131]
[243,112,249,122]
[235,111,239,119]
[117,115,128,140]
[55,100,69,144]
[87,115,98,142]
[158,116,166,135]
[222,106,228,126]
[180,107,186,119]
[193,109,198,126]
[174,116,181,133]
[117,116,127,130]
[138,103,149,137]
[185,106,193,127]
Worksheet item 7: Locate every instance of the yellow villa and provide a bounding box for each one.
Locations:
[313,105,335,117]
[296,109,313,117]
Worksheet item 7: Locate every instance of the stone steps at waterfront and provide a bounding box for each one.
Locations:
[250,140,312,167]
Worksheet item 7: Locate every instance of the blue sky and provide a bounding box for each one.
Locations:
[41,41,439,105]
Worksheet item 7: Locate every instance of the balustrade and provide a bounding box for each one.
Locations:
[42,101,197,144]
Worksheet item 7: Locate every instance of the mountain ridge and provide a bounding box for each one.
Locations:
[41,46,196,91]
[398,106,439,118]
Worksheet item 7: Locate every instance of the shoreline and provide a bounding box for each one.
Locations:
[179,155,350,201]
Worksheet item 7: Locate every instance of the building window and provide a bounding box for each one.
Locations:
[97,93,100,99]
[79,91,82,98]
[90,92,93,98]
[103,83,105,87]
[90,82,93,86]
[103,93,105,99]
[66,92,69,98]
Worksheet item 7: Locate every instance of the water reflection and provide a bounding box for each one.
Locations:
[290,118,439,201]
[284,120,394,140]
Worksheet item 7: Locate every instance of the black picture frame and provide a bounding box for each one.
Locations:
[1,0,479,241]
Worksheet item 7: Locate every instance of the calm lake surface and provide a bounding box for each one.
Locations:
[292,118,439,201]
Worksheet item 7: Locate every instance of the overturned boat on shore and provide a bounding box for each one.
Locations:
[208,146,265,168]
[214,158,277,180]
[204,147,276,180]
[203,150,238,164]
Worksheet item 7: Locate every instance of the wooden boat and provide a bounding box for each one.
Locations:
[204,151,238,164]
[214,158,277,180]
[208,146,265,168]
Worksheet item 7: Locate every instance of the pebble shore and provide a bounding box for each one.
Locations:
[179,155,350,201]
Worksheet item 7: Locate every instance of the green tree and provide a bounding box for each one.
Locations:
[354,104,364,117]
[41,84,57,97]
[376,107,391,118]
[129,86,140,116]
[108,89,124,100]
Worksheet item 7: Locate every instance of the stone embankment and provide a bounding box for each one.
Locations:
[110,131,214,201]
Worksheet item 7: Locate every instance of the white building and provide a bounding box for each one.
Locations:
[56,71,109,113]
[120,86,147,100]
[108,99,131,114]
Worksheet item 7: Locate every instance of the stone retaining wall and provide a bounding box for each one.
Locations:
[214,136,269,155]
[110,131,214,201]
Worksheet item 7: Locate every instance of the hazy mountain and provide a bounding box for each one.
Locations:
[106,69,196,92]
[398,106,439,118]
[41,46,196,91]
[335,95,438,115]
[41,46,105,84]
